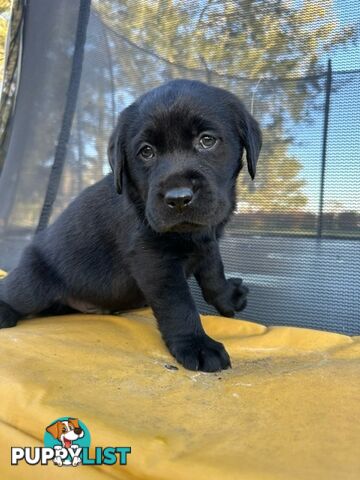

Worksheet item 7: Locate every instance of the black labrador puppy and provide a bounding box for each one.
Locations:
[0,79,261,372]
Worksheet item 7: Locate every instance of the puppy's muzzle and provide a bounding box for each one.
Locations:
[147,168,217,232]
[164,187,194,212]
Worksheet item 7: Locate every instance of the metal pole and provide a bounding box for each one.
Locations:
[36,0,91,232]
[317,59,332,238]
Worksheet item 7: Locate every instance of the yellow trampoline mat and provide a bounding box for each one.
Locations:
[0,271,359,479]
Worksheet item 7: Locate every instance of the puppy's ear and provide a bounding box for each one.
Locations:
[232,98,262,180]
[69,418,79,429]
[46,421,61,439]
[108,106,133,194]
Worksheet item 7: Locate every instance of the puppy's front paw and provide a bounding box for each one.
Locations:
[167,334,231,372]
[72,457,82,467]
[0,301,20,329]
[212,278,249,317]
[53,457,63,467]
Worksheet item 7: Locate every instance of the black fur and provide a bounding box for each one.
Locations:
[0,79,262,372]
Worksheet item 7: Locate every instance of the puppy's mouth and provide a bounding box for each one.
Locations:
[146,209,209,233]
[167,221,206,233]
[63,438,72,449]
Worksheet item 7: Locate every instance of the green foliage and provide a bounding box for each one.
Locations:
[3,1,357,228]
[0,0,11,84]
[92,0,357,213]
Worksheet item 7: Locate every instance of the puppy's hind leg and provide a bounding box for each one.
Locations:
[0,245,63,328]
[0,300,21,328]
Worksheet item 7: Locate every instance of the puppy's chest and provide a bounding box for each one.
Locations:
[183,252,201,277]
[160,237,207,277]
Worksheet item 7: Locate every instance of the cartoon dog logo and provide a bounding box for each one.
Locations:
[45,418,84,466]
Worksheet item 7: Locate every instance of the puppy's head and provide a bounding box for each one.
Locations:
[46,418,84,447]
[108,79,262,233]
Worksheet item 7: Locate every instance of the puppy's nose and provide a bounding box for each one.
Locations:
[74,428,82,435]
[164,187,193,210]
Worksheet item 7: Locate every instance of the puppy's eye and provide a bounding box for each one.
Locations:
[139,145,155,159]
[199,135,217,149]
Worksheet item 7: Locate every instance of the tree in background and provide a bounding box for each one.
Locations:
[0,0,21,176]
[1,1,358,232]
[93,0,357,214]
[0,0,11,86]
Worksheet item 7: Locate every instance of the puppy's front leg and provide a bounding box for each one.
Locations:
[195,239,248,317]
[131,258,230,372]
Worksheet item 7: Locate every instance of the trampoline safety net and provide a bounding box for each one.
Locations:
[0,0,359,335]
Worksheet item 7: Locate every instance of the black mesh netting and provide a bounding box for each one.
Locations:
[0,0,359,334]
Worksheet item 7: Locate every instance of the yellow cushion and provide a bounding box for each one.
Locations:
[0,269,359,479]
